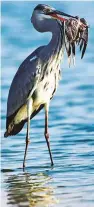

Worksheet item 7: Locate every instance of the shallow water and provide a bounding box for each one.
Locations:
[1,1,94,207]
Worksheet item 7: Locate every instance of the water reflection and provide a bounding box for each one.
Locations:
[1,1,94,207]
[5,172,57,207]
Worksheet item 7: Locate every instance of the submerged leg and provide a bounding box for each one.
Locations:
[44,103,54,166]
[23,98,32,170]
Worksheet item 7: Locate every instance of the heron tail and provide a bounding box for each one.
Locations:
[4,104,44,137]
[4,120,25,137]
[4,131,8,137]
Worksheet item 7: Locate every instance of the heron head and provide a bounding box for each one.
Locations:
[31,4,77,32]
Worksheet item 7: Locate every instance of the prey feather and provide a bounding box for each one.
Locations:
[64,17,88,66]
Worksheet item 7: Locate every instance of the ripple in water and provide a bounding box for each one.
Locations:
[1,1,94,207]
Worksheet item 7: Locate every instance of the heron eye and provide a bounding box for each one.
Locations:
[43,8,51,14]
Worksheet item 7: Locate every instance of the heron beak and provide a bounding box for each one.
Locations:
[49,10,77,22]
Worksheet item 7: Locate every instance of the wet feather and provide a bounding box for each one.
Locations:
[64,17,88,64]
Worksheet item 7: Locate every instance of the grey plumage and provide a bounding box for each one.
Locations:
[7,46,45,117]
[5,17,65,136]
[4,4,88,168]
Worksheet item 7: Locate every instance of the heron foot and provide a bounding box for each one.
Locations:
[23,163,25,171]
[51,160,54,166]
[44,132,54,166]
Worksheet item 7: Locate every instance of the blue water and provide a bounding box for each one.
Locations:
[1,1,94,207]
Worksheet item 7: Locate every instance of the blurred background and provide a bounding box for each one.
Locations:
[1,1,94,207]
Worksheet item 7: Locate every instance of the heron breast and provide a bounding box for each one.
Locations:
[32,65,60,109]
[13,55,62,125]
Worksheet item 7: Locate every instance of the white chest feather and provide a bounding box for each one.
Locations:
[14,50,64,124]
[33,50,63,108]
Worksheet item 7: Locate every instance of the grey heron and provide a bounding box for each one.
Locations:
[4,4,88,169]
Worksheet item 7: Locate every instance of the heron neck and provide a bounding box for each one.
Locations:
[40,20,64,61]
[49,27,61,51]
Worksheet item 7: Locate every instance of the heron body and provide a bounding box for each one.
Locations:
[4,4,88,169]
[5,16,65,136]
[13,47,63,126]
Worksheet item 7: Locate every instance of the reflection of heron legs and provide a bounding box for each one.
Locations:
[23,99,32,170]
[44,103,54,166]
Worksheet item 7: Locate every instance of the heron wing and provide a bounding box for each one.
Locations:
[7,46,45,118]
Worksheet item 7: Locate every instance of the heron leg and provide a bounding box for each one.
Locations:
[44,103,54,166]
[23,98,32,170]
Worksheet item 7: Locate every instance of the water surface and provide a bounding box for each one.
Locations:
[1,1,94,207]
